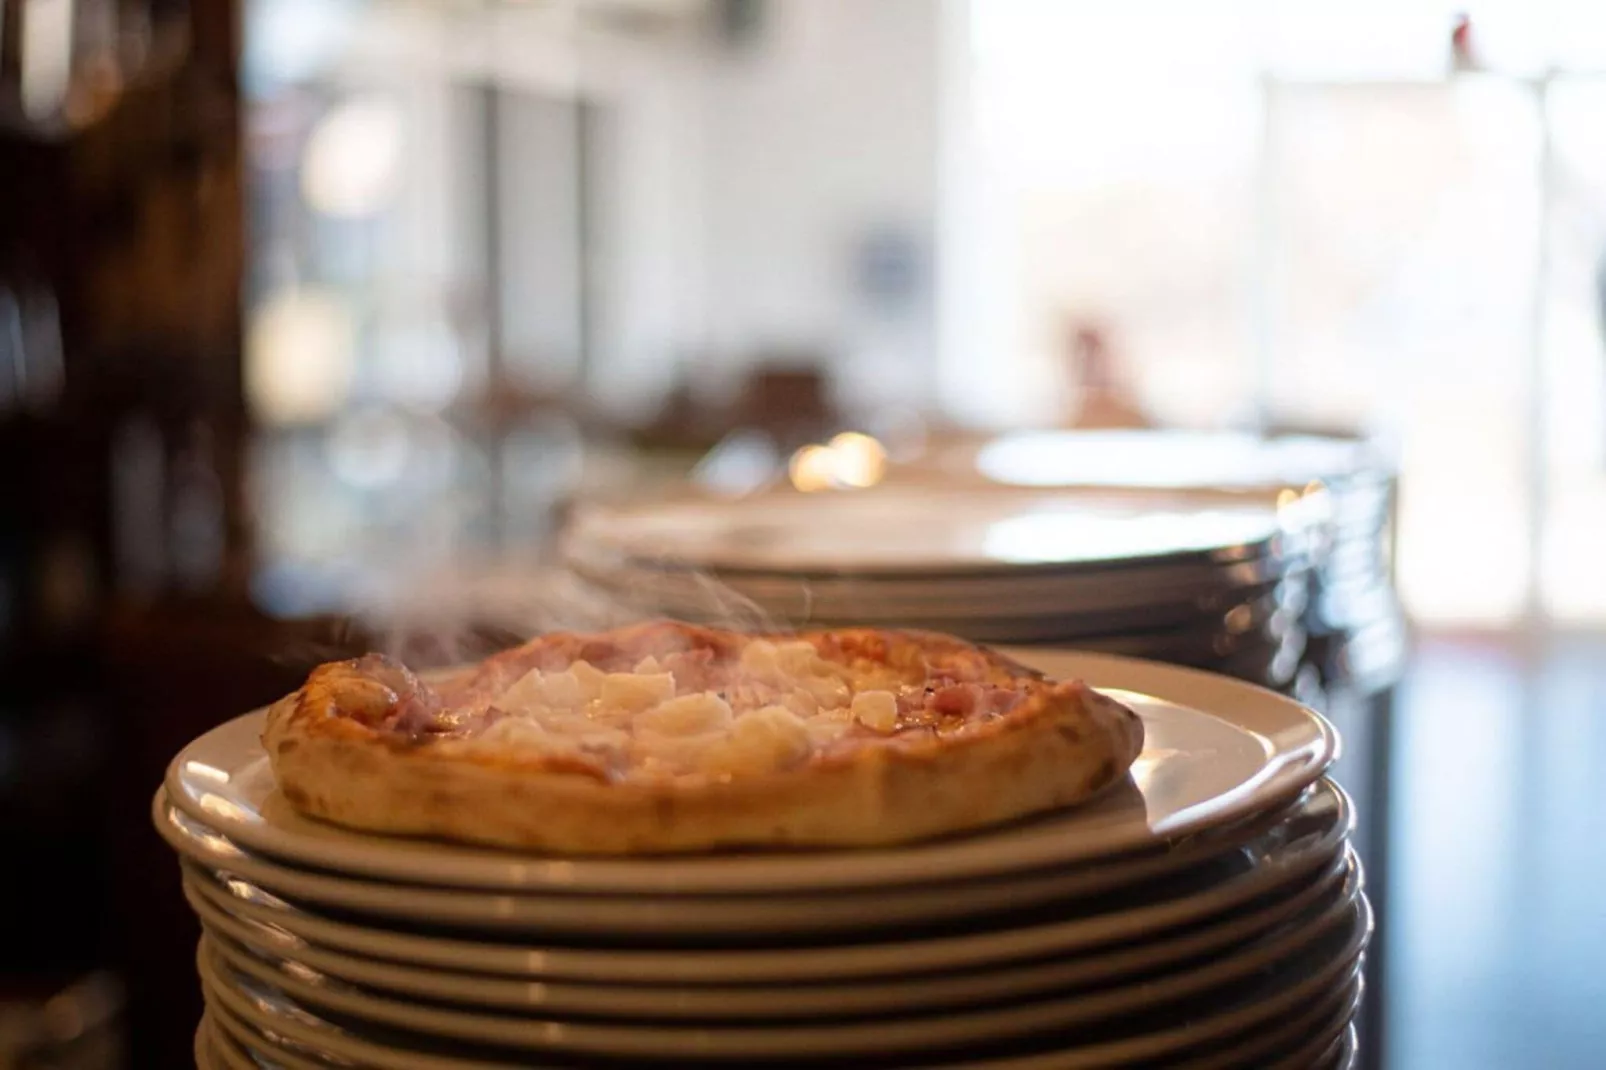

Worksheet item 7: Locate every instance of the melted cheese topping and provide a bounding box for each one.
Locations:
[469,639,911,780]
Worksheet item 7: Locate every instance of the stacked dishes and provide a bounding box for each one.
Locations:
[163,650,1367,1069]
[949,429,1406,704]
[920,430,1405,1032]
[561,486,1317,695]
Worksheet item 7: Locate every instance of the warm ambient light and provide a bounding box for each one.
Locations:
[826,432,888,488]
[246,288,356,425]
[301,96,404,218]
[788,444,838,493]
[788,434,890,492]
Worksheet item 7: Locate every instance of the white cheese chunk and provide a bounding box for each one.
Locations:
[805,707,855,745]
[700,705,812,776]
[494,669,551,717]
[600,671,676,712]
[540,715,630,748]
[774,640,822,675]
[635,692,733,736]
[738,639,780,678]
[536,670,584,709]
[801,673,850,708]
[570,659,607,700]
[851,690,898,733]
[782,687,820,718]
[477,717,550,747]
[631,730,724,776]
[476,642,929,780]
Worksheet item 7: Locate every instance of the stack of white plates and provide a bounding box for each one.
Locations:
[161,650,1367,1069]
[561,487,1316,694]
[930,429,1406,703]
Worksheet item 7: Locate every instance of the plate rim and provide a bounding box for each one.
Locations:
[159,782,1350,975]
[192,1013,216,1070]
[165,791,1296,939]
[946,896,1370,1070]
[194,898,1369,1069]
[562,491,1287,579]
[201,1019,257,1070]
[205,996,339,1070]
[197,892,1369,1060]
[165,651,1337,894]
[156,779,1341,939]
[182,850,1357,1018]
[1171,967,1362,1070]
[173,817,1347,983]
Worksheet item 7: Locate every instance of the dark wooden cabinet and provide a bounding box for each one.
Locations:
[1,2,250,1065]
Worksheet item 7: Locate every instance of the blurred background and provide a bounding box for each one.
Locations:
[3,0,1606,1067]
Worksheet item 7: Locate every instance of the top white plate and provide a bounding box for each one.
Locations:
[564,487,1281,576]
[165,650,1335,894]
[969,430,1371,494]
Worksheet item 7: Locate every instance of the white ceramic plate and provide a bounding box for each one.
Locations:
[207,1027,266,1070]
[571,554,1287,623]
[158,775,1341,938]
[204,975,1353,1070]
[165,779,1347,978]
[202,974,503,1070]
[563,488,1283,576]
[163,777,1314,939]
[209,1002,345,1070]
[197,897,1367,1069]
[198,889,1365,1062]
[1327,1025,1360,1070]
[1262,1000,1361,1070]
[208,1005,329,1070]
[204,1034,246,1070]
[165,651,1335,895]
[944,913,1367,1069]
[194,1014,222,1070]
[1172,973,1361,1070]
[187,850,1355,1021]
[175,795,1345,984]
[758,579,1297,642]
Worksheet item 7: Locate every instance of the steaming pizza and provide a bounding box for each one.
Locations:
[263,621,1144,854]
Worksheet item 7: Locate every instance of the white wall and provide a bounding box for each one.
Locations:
[295,0,948,421]
[588,27,712,419]
[496,95,582,392]
[694,0,943,414]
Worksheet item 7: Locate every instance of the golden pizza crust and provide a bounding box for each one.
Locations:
[262,623,1144,854]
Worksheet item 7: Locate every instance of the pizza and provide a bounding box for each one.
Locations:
[262,621,1144,854]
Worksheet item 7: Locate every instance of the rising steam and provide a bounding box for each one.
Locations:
[350,554,799,671]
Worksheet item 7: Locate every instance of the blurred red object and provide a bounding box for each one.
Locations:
[1062,321,1150,431]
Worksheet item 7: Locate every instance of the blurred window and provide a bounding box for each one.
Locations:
[963,0,1606,628]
